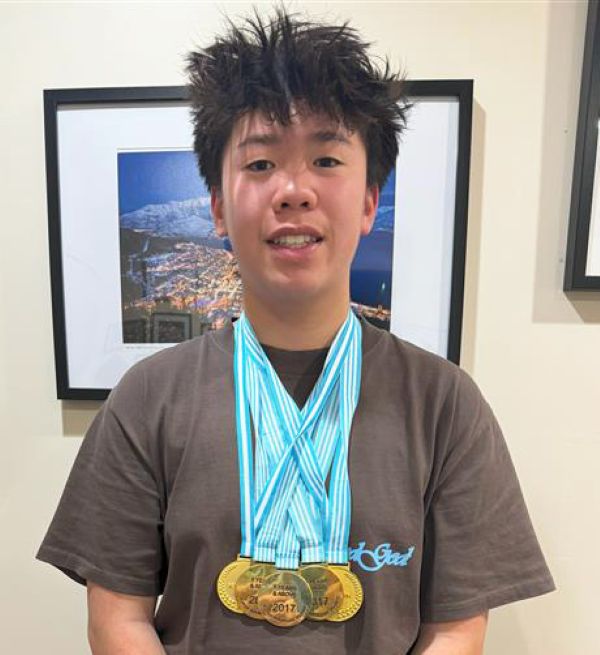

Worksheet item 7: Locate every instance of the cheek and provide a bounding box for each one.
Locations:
[337,174,368,204]
[327,185,369,227]
[230,183,270,226]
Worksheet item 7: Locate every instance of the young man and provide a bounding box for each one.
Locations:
[37,8,554,654]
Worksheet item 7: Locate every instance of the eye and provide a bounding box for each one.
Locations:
[315,157,342,168]
[246,160,274,172]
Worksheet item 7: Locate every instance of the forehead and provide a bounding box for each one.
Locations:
[228,109,360,152]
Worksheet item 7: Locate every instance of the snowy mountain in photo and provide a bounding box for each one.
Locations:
[373,205,394,232]
[120,197,218,241]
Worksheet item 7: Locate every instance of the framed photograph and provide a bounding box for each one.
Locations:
[45,80,472,400]
[565,0,600,290]
[151,313,193,343]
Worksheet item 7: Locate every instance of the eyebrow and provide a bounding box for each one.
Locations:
[236,130,352,149]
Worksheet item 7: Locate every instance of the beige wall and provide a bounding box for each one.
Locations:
[1,1,597,652]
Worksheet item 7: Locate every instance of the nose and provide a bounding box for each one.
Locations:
[271,170,317,213]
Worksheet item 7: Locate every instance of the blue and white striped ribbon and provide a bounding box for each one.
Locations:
[233,309,362,568]
[234,319,254,558]
[243,315,343,565]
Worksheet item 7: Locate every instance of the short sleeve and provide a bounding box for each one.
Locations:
[36,363,166,596]
[420,370,555,622]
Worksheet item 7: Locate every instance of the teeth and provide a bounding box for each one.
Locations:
[272,234,319,247]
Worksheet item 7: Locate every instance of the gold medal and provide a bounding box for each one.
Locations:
[327,564,364,622]
[216,555,251,614]
[234,562,276,619]
[257,569,313,627]
[300,564,344,621]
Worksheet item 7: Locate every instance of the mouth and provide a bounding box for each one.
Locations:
[266,234,324,249]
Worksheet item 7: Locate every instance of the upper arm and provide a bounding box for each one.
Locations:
[87,580,157,629]
[414,612,488,655]
[36,364,167,599]
[420,370,554,620]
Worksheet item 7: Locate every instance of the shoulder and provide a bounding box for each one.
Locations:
[109,322,234,407]
[361,317,477,401]
[360,318,492,449]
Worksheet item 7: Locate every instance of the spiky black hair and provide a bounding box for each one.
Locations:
[185,6,409,191]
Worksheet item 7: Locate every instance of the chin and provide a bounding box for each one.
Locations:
[274,286,322,302]
[260,280,327,304]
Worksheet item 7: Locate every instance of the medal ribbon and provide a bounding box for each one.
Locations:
[233,309,361,568]
[247,316,350,565]
[273,315,361,566]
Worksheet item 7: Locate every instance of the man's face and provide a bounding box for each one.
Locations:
[211,109,379,309]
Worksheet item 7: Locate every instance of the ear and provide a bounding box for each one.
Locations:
[360,184,379,236]
[210,186,228,237]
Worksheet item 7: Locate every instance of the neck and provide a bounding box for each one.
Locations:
[242,291,351,350]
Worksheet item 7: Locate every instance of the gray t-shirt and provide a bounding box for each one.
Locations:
[37,317,554,654]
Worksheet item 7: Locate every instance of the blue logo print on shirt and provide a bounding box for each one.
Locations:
[349,542,415,572]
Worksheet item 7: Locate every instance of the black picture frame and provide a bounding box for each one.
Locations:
[564,0,600,290]
[44,81,472,400]
[405,80,473,366]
